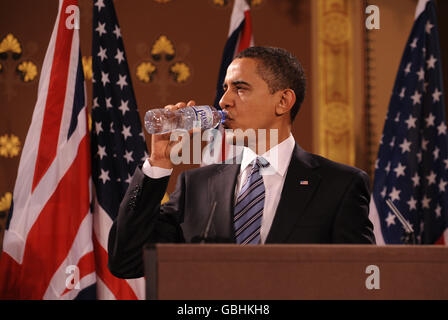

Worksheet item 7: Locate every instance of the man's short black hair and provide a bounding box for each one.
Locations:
[235,46,306,122]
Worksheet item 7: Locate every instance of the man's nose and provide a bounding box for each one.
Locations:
[219,89,233,110]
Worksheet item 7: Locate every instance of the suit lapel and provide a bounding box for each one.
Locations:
[265,144,322,243]
[208,163,240,242]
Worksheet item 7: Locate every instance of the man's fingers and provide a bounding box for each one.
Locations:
[164,104,176,110]
[187,100,196,107]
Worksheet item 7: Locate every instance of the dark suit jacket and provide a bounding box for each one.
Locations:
[108,144,375,278]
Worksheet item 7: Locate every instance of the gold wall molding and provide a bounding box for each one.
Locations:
[82,56,92,81]
[136,35,192,102]
[0,33,39,102]
[0,134,21,158]
[313,0,356,166]
[0,192,12,212]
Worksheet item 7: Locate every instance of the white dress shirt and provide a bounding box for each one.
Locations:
[142,134,296,244]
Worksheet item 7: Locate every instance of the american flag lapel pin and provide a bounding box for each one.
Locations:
[299,180,309,186]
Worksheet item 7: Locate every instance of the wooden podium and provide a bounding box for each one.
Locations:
[143,244,448,300]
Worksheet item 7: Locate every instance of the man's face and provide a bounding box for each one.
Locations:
[219,58,280,132]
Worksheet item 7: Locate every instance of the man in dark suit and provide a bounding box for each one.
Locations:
[108,46,375,279]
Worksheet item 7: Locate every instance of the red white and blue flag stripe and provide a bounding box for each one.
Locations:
[0,0,96,299]
[210,0,253,163]
[214,0,254,108]
[369,0,448,245]
[91,0,147,299]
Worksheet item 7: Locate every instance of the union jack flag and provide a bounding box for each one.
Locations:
[370,0,448,245]
[91,0,147,299]
[0,0,96,299]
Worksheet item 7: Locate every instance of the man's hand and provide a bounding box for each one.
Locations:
[148,100,196,169]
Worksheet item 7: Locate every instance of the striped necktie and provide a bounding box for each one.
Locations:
[234,157,268,244]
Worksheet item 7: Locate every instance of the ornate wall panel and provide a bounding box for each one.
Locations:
[313,0,356,166]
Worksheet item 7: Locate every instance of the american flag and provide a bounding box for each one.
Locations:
[370,0,448,245]
[91,0,147,299]
[0,0,96,299]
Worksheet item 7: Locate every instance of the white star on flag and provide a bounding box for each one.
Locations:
[386,213,396,227]
[399,87,406,99]
[95,0,105,12]
[389,187,401,201]
[115,48,124,64]
[411,90,422,105]
[435,205,442,218]
[437,122,447,135]
[99,169,110,184]
[407,196,417,211]
[405,115,417,129]
[399,138,412,153]
[93,97,99,109]
[105,97,112,109]
[113,25,121,39]
[433,147,440,160]
[121,125,132,140]
[411,173,420,187]
[422,195,431,209]
[426,55,437,69]
[95,121,103,135]
[432,88,442,102]
[97,145,107,160]
[123,150,134,163]
[394,163,406,178]
[416,68,425,81]
[116,74,128,90]
[425,113,435,127]
[101,71,110,86]
[439,179,447,193]
[96,21,107,36]
[118,99,129,115]
[426,171,437,185]
[97,46,107,61]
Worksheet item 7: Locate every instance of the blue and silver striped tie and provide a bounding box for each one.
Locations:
[234,157,268,245]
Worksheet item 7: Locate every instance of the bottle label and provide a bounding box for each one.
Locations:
[191,105,213,129]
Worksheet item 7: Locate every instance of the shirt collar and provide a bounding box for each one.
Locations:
[240,134,295,176]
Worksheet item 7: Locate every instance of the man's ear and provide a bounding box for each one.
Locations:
[275,89,296,116]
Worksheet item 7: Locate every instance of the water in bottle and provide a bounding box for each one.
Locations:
[144,105,226,135]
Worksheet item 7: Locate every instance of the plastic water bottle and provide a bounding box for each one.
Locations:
[144,105,226,135]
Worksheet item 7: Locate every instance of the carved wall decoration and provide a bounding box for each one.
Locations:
[0,33,22,59]
[151,35,175,61]
[170,62,190,83]
[136,62,156,83]
[0,192,12,213]
[0,33,39,102]
[314,0,356,166]
[16,60,37,82]
[136,35,192,102]
[82,56,92,81]
[0,134,21,158]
